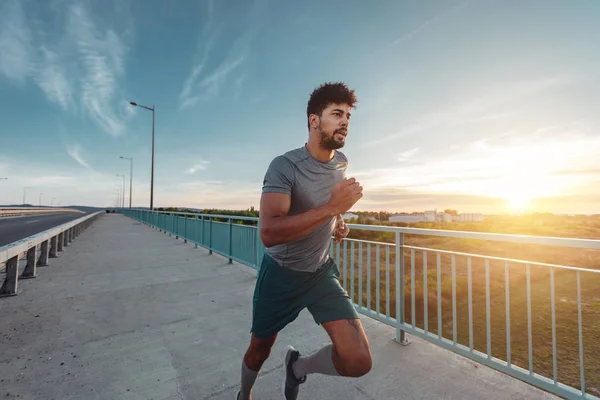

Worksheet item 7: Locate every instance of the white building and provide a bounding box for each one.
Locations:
[455,213,484,222]
[389,214,426,223]
[342,212,359,221]
[424,210,437,222]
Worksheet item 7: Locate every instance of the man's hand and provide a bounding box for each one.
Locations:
[328,178,363,215]
[334,214,350,244]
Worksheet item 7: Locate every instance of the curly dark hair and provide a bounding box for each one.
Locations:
[306,82,357,129]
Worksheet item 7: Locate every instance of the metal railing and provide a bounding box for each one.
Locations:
[0,207,83,218]
[120,209,600,400]
[0,212,102,297]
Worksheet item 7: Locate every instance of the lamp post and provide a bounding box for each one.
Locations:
[129,101,155,210]
[120,156,133,208]
[116,174,125,208]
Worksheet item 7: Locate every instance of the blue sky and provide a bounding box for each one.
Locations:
[1,0,599,214]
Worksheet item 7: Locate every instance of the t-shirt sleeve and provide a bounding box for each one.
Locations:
[262,155,295,195]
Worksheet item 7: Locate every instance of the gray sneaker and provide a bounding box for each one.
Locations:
[281,345,306,399]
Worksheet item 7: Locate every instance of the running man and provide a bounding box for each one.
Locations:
[236,82,372,400]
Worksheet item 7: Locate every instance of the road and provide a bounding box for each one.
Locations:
[0,212,87,247]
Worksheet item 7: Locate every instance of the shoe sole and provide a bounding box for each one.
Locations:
[281,345,295,399]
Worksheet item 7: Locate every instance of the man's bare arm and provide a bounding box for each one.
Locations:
[259,192,336,247]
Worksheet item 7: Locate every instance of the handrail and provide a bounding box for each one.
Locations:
[120,208,599,400]
[0,211,102,297]
[142,209,600,250]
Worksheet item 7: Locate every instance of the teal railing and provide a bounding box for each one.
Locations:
[119,209,600,400]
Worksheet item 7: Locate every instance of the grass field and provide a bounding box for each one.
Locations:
[336,214,600,397]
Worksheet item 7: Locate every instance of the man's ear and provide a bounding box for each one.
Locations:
[309,113,319,129]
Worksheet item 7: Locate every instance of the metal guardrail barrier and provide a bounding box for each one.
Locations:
[0,207,83,217]
[119,209,600,400]
[0,211,102,297]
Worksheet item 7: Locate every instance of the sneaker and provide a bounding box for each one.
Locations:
[281,345,306,399]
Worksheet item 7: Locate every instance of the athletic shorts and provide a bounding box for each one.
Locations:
[250,253,359,339]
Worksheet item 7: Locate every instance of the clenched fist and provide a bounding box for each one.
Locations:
[327,177,363,215]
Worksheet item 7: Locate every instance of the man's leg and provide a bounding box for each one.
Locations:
[299,318,372,377]
[281,260,371,399]
[238,254,306,399]
[238,333,277,400]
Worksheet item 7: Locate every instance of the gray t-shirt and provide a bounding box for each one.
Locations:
[261,144,348,272]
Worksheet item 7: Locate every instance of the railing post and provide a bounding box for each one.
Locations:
[194,216,199,248]
[0,255,19,297]
[57,232,64,252]
[38,239,50,266]
[21,246,38,279]
[184,215,187,243]
[208,217,213,255]
[255,220,261,268]
[228,218,233,263]
[63,229,69,247]
[394,231,410,345]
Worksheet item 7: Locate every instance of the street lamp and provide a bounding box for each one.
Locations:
[129,101,155,210]
[120,156,133,208]
[116,174,125,208]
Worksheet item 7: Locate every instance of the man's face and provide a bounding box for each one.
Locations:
[313,103,352,150]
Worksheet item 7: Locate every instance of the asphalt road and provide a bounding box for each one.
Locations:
[0,212,87,247]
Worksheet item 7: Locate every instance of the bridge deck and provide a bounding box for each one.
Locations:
[0,214,558,399]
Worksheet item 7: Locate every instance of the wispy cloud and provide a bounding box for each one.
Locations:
[398,147,420,160]
[371,75,573,146]
[179,0,267,108]
[68,4,130,136]
[34,47,73,110]
[0,1,133,136]
[66,143,92,170]
[0,0,34,83]
[187,160,210,174]
[370,0,472,58]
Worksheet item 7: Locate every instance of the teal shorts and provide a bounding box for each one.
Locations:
[251,253,359,339]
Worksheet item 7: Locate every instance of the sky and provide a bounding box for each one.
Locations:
[1,0,599,215]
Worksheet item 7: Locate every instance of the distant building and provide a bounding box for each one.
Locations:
[424,210,437,222]
[454,213,484,222]
[389,214,426,223]
[342,212,359,221]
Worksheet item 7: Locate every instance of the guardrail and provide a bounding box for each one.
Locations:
[119,209,600,400]
[0,207,83,217]
[0,211,102,297]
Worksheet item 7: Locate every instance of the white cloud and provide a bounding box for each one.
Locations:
[187,160,210,174]
[371,75,573,146]
[66,143,92,170]
[398,147,420,160]
[34,47,73,110]
[0,1,133,136]
[179,0,267,108]
[68,4,130,136]
[0,0,33,83]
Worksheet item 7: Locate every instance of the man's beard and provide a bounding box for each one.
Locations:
[319,126,346,150]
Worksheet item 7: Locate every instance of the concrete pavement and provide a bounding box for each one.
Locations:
[0,214,559,399]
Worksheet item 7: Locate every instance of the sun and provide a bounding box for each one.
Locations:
[506,192,532,212]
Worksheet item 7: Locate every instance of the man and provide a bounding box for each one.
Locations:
[235,82,372,400]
